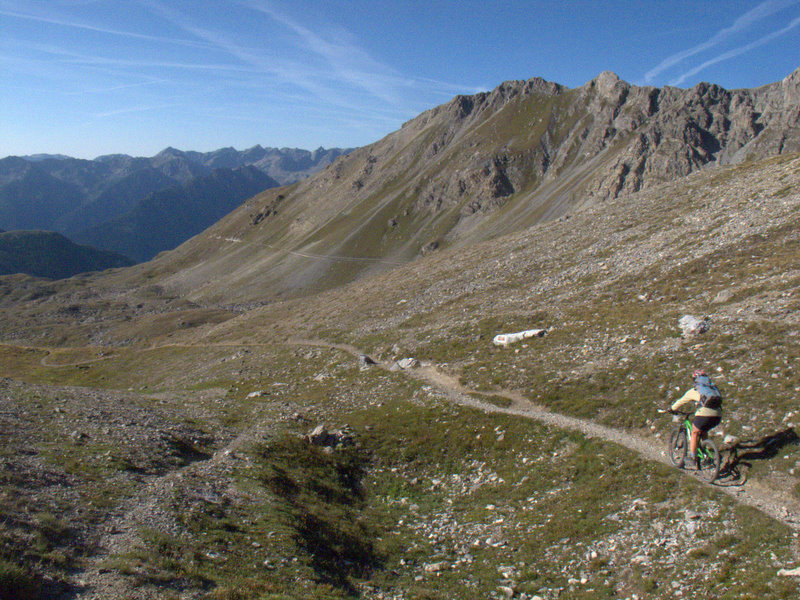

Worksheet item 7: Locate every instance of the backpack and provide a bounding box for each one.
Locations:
[694,375,722,410]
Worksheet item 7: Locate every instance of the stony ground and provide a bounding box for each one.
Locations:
[1,155,800,599]
[2,338,799,599]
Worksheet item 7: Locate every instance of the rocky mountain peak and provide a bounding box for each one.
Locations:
[592,70,627,97]
[177,65,800,300]
[777,65,800,108]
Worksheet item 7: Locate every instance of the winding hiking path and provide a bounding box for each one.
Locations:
[55,337,800,597]
[291,338,800,532]
[20,336,800,534]
[210,234,406,265]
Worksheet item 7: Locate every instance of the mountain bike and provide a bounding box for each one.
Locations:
[665,410,720,483]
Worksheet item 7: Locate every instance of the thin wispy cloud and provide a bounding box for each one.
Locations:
[66,79,169,96]
[0,3,212,49]
[255,3,484,103]
[415,76,487,98]
[1,1,260,101]
[62,55,259,74]
[8,41,252,74]
[1,35,260,94]
[144,0,473,119]
[670,14,800,86]
[244,1,408,107]
[143,1,345,105]
[93,103,181,118]
[644,0,800,83]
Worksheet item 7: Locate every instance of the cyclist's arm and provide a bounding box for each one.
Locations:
[670,388,700,412]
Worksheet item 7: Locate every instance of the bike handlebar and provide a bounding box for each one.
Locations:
[658,408,693,417]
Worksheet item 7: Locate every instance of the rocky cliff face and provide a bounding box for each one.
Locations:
[142,67,800,303]
[399,67,800,211]
[295,66,800,233]
[579,69,800,200]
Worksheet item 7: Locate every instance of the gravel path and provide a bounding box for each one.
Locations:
[67,337,800,598]
[292,339,800,532]
[415,364,800,531]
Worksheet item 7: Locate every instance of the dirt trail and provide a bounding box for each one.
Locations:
[291,338,800,532]
[210,234,406,265]
[63,337,800,597]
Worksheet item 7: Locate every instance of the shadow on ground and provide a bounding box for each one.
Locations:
[717,427,798,486]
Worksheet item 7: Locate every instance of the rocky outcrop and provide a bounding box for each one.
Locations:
[576,68,800,200]
[404,66,800,218]
[305,425,354,449]
[404,67,800,207]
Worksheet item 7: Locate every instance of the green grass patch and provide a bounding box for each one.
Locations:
[257,435,381,591]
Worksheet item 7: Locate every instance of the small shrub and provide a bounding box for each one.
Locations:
[34,513,71,554]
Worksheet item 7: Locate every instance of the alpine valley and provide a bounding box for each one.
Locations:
[1,69,800,600]
[0,146,350,271]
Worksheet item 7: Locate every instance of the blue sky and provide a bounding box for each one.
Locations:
[2,0,799,159]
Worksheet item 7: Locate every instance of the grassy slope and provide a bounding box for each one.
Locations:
[97,83,634,304]
[196,154,799,444]
[3,345,796,599]
[1,154,799,598]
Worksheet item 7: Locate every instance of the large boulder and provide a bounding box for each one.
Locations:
[305,425,354,449]
[679,315,710,337]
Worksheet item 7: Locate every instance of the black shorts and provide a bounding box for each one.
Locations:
[693,415,721,432]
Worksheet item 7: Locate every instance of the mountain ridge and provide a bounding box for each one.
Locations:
[130,66,800,304]
[0,229,133,279]
[0,145,351,274]
[73,166,278,263]
[0,145,352,236]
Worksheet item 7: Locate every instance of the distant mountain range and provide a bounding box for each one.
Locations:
[0,229,133,279]
[72,166,276,263]
[0,145,352,271]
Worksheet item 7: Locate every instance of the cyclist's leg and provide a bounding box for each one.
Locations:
[690,425,701,456]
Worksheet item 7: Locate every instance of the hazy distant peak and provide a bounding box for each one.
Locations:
[156,147,185,158]
[95,153,131,161]
[20,154,71,162]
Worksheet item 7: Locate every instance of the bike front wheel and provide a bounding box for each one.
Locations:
[669,427,687,467]
[697,438,720,483]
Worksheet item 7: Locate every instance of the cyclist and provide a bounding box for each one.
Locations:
[670,369,723,468]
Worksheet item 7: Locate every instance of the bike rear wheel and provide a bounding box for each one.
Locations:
[697,438,720,482]
[669,427,687,467]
